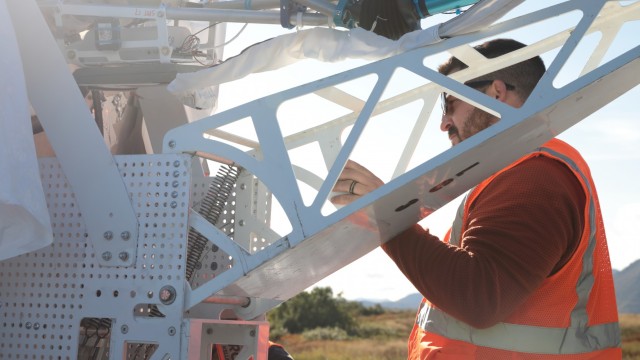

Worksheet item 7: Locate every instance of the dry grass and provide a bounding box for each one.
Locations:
[278,310,413,360]
[622,314,640,360]
[278,311,640,360]
[280,336,407,360]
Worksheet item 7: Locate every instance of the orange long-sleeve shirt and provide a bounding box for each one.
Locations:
[382,155,586,328]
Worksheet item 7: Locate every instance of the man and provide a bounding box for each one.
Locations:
[332,39,621,358]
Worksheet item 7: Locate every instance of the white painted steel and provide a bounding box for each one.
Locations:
[185,319,270,360]
[0,155,191,359]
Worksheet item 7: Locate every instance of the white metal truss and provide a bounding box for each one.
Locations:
[163,0,640,303]
[0,0,638,359]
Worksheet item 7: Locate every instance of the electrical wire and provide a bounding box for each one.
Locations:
[177,22,249,67]
[212,23,249,50]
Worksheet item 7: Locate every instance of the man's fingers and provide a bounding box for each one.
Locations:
[334,179,358,194]
[330,193,356,205]
[331,159,385,205]
[340,161,385,189]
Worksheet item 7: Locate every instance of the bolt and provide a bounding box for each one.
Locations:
[238,220,245,226]
[173,160,181,168]
[168,140,176,148]
[102,252,112,261]
[33,322,40,330]
[172,180,179,188]
[119,252,129,262]
[121,325,129,334]
[159,285,176,305]
[206,328,213,335]
[168,326,176,336]
[173,170,180,178]
[171,191,178,198]
[103,231,113,240]
[249,329,256,337]
[121,231,130,240]
[25,322,32,330]
[170,201,177,209]
[240,183,246,190]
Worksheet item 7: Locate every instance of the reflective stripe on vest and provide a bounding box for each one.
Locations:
[417,147,621,354]
[448,191,468,247]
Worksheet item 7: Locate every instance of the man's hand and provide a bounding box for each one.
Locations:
[331,160,385,205]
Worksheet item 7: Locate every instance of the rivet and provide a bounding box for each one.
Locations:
[121,325,129,334]
[119,252,129,262]
[168,140,176,148]
[121,231,130,240]
[168,326,176,336]
[102,252,112,261]
[103,231,113,240]
[159,285,177,305]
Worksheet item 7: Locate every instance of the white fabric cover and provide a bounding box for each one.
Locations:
[0,2,53,261]
[167,25,441,103]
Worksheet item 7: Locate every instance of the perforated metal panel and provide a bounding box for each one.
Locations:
[0,154,194,359]
[188,173,236,290]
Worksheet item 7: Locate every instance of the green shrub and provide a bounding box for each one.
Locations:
[302,327,350,341]
[268,287,357,334]
[268,325,288,341]
[359,303,385,316]
[355,323,398,339]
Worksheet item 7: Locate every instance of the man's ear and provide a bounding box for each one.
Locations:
[491,79,509,101]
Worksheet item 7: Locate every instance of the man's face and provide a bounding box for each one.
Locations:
[440,84,500,146]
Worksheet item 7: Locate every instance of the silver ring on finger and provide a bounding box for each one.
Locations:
[349,180,357,195]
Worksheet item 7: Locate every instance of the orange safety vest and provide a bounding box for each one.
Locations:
[408,139,620,359]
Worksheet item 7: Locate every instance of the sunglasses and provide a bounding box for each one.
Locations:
[440,80,516,115]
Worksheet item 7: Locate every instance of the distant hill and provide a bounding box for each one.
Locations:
[615,259,640,314]
[358,293,422,310]
[358,260,640,314]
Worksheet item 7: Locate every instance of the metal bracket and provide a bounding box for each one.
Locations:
[186,319,270,360]
[333,0,362,28]
[280,0,308,28]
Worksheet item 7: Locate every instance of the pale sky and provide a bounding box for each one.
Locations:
[210,1,640,301]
